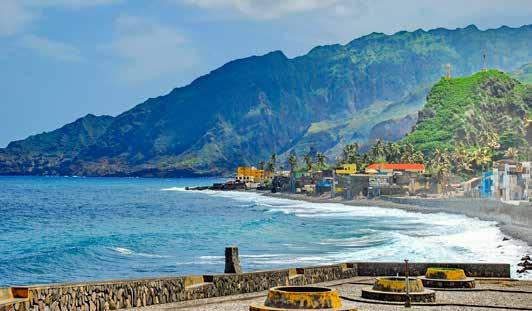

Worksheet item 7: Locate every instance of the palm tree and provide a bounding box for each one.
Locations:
[400,143,415,163]
[452,146,472,175]
[430,148,452,193]
[368,139,386,162]
[288,152,298,172]
[303,154,313,172]
[316,152,327,169]
[471,147,492,172]
[269,153,277,172]
[342,143,359,164]
[504,147,519,160]
[385,143,401,162]
[481,132,500,150]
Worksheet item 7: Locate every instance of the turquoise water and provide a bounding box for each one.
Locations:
[0,176,529,286]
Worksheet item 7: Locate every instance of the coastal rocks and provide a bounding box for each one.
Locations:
[517,254,531,274]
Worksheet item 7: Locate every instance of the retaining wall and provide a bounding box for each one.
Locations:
[0,262,509,311]
[380,196,532,227]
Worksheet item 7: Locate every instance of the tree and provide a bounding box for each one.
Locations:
[471,147,492,172]
[504,147,519,160]
[451,145,473,175]
[258,161,266,170]
[429,148,452,193]
[316,152,327,169]
[287,152,298,172]
[368,139,386,163]
[342,143,360,164]
[384,142,401,162]
[481,132,500,150]
[269,153,277,172]
[303,154,313,171]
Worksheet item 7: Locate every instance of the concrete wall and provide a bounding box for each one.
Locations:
[0,261,510,311]
[381,196,532,227]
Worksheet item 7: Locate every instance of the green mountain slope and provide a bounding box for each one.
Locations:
[1,24,532,176]
[0,114,113,175]
[403,70,532,153]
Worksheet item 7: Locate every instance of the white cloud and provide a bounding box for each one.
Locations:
[0,0,34,36]
[182,0,364,19]
[109,15,198,83]
[0,0,121,37]
[18,34,84,62]
[24,0,122,9]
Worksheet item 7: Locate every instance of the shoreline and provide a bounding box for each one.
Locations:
[261,192,532,246]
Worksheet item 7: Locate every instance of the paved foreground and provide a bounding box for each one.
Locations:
[134,277,532,311]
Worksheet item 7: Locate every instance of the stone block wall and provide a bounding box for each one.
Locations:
[355,262,510,278]
[21,264,358,310]
[0,262,509,311]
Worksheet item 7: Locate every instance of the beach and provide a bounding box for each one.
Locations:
[263,192,532,246]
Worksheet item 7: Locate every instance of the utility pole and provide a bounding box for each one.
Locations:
[404,259,411,308]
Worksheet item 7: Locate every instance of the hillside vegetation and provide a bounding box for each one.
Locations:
[404,70,531,155]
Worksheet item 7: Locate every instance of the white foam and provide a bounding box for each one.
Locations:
[166,189,532,279]
[161,187,187,191]
[109,247,168,258]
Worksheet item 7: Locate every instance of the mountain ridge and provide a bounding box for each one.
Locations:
[1,24,531,177]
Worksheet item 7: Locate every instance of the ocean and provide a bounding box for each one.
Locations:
[0,176,529,286]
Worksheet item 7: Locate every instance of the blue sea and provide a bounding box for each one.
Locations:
[0,176,530,286]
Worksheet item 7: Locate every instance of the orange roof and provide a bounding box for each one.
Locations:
[366,163,425,171]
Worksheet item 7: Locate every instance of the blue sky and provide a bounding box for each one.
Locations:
[1,0,531,147]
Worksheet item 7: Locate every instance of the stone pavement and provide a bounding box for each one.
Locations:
[134,277,532,311]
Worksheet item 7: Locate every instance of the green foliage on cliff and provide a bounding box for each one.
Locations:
[403,70,531,155]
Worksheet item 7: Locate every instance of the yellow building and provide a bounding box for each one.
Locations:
[236,167,272,183]
[335,163,357,175]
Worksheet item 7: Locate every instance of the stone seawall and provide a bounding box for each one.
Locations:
[356,262,510,278]
[0,262,509,311]
[380,197,532,227]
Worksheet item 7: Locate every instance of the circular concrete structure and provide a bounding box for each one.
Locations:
[249,286,356,310]
[361,277,435,303]
[420,267,476,288]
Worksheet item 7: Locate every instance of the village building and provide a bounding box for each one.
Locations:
[365,163,425,174]
[492,161,530,201]
[335,163,357,175]
[236,166,272,183]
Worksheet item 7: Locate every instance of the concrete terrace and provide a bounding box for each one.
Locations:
[135,277,532,311]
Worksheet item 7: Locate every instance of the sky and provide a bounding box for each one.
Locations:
[1,0,531,147]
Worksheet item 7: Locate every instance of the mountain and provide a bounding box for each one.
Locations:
[513,63,532,84]
[0,114,113,175]
[403,70,532,153]
[1,24,532,177]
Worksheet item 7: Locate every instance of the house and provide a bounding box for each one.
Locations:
[493,161,530,201]
[236,167,272,183]
[335,164,357,175]
[365,163,425,174]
